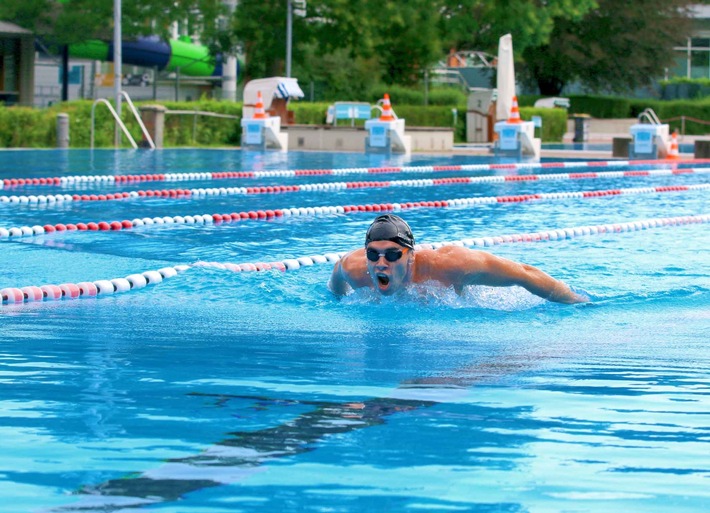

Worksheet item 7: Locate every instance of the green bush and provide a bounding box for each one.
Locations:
[367,85,468,107]
[26,92,710,147]
[654,99,710,135]
[290,102,331,125]
[394,104,466,141]
[0,106,55,147]
[369,85,425,106]
[10,99,244,148]
[568,95,632,118]
[158,99,242,146]
[426,88,468,106]
[659,77,710,100]
[520,107,567,142]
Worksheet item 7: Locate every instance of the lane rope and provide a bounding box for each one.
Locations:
[1,184,709,241]
[2,213,707,305]
[1,167,709,206]
[3,158,710,189]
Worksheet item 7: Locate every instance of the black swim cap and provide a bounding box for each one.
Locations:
[365,214,415,249]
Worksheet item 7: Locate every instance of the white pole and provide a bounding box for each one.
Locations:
[113,0,123,146]
[222,0,238,101]
[286,0,292,77]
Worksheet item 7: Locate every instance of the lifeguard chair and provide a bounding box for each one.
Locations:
[241,78,304,151]
[242,77,304,125]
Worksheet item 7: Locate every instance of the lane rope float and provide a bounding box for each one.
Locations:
[2,213,707,305]
[197,214,709,272]
[1,184,709,241]
[1,167,709,206]
[3,159,710,189]
[1,265,190,305]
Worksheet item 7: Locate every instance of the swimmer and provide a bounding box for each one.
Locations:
[329,214,588,304]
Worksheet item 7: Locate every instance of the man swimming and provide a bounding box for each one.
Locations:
[329,214,588,304]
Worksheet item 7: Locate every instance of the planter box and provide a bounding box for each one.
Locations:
[284,125,454,152]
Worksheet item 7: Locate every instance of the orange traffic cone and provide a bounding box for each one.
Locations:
[379,93,396,121]
[507,96,521,123]
[253,91,267,119]
[667,130,679,159]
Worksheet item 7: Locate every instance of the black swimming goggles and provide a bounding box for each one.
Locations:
[366,247,406,262]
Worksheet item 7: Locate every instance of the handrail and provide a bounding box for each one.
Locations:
[638,107,662,125]
[90,99,138,149]
[166,110,240,119]
[120,91,155,149]
[373,100,399,120]
[165,110,241,144]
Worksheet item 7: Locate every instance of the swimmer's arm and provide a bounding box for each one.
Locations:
[329,250,372,296]
[328,260,352,297]
[458,252,588,304]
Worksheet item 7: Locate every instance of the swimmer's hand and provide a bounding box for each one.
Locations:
[546,282,590,304]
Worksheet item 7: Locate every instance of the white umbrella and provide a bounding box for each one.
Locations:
[496,34,516,122]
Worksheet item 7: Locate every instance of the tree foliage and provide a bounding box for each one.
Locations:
[235,0,600,93]
[521,0,696,95]
[437,0,598,57]
[0,0,702,99]
[0,0,229,47]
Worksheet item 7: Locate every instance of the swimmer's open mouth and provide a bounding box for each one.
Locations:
[377,274,390,287]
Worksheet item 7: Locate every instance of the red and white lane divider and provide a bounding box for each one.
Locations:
[0,265,190,305]
[197,214,709,272]
[3,213,706,305]
[0,189,192,205]
[1,184,709,241]
[3,167,708,206]
[3,159,710,189]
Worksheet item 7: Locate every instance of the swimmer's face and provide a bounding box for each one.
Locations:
[365,241,412,295]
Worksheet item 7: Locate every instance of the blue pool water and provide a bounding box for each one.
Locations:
[0,149,708,513]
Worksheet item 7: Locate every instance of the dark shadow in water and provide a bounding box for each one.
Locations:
[58,324,547,511]
[64,395,432,511]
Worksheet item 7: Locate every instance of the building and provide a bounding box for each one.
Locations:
[673,4,710,78]
[0,21,35,106]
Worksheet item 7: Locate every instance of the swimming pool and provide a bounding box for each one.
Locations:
[1,149,708,513]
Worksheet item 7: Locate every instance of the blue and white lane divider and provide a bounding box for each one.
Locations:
[1,167,710,206]
[2,214,707,306]
[1,183,709,241]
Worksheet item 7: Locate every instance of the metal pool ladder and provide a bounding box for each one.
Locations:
[90,92,156,149]
[638,108,662,125]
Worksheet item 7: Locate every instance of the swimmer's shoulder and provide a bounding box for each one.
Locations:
[338,248,368,275]
[413,245,487,282]
[417,245,486,264]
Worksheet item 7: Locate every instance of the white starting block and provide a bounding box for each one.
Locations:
[629,123,669,159]
[493,120,541,161]
[364,118,411,155]
[240,117,288,151]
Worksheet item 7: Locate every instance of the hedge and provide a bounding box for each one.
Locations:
[0,107,55,147]
[0,100,474,147]
[4,94,708,148]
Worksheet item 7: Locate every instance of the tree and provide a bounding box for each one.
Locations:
[521,0,696,95]
[437,0,598,59]
[372,0,442,86]
[0,0,230,48]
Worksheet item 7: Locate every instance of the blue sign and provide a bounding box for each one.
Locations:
[369,125,388,148]
[244,122,263,145]
[335,104,371,120]
[499,127,518,150]
[634,130,653,154]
